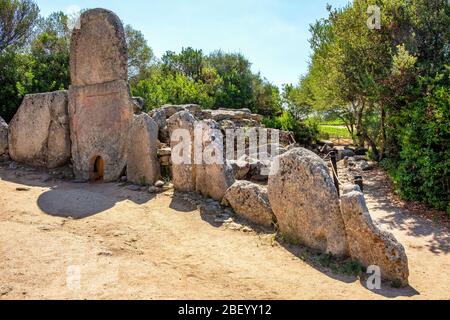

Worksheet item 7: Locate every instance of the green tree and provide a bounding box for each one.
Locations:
[0,0,39,52]
[0,50,33,121]
[207,50,254,110]
[125,24,154,82]
[29,11,70,93]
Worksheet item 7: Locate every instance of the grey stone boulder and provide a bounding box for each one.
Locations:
[268,148,348,256]
[195,120,235,201]
[0,116,8,156]
[228,159,250,180]
[8,91,71,168]
[161,104,186,118]
[167,111,197,192]
[222,181,275,227]
[340,191,409,287]
[127,114,160,185]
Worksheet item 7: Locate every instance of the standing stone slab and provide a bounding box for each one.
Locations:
[268,148,348,256]
[8,91,71,168]
[167,111,197,192]
[0,117,8,156]
[127,114,160,185]
[69,9,134,182]
[340,191,409,287]
[69,80,134,181]
[195,120,235,201]
[70,8,128,86]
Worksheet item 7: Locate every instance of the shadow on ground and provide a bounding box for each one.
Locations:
[280,241,420,299]
[0,162,156,219]
[363,169,449,255]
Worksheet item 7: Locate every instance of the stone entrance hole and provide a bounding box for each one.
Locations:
[90,156,104,182]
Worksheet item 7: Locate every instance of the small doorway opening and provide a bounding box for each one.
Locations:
[91,156,104,182]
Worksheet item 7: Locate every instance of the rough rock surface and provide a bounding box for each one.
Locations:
[127,114,160,185]
[195,120,235,201]
[267,148,348,256]
[69,80,134,182]
[70,9,128,86]
[340,190,409,286]
[228,159,250,180]
[167,111,197,192]
[0,117,8,156]
[222,181,274,227]
[69,9,134,182]
[8,91,71,168]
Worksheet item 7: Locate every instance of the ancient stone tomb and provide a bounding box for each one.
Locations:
[3,8,410,288]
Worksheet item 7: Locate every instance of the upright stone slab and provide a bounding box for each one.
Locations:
[340,190,409,286]
[167,111,197,192]
[8,91,71,168]
[69,9,134,182]
[70,9,128,87]
[195,120,235,201]
[127,114,160,185]
[268,148,348,256]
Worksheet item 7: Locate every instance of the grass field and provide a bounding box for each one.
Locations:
[318,125,352,139]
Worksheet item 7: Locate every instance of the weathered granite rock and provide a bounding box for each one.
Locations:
[161,105,187,118]
[0,117,8,156]
[342,183,362,195]
[222,181,274,227]
[127,114,160,185]
[69,80,134,182]
[131,97,144,112]
[195,120,235,201]
[228,159,250,180]
[69,9,134,182]
[70,8,128,86]
[340,191,409,287]
[167,111,197,192]
[151,108,167,130]
[8,91,71,168]
[268,148,348,256]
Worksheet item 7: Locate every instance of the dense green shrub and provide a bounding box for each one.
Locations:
[262,111,319,146]
[384,72,450,213]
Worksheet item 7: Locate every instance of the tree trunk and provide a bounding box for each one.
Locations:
[380,106,387,159]
[355,101,365,148]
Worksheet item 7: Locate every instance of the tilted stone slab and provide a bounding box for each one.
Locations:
[340,190,409,287]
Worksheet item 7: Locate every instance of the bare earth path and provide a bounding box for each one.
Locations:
[0,164,449,300]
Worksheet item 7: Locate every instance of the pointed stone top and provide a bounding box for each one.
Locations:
[70,8,128,86]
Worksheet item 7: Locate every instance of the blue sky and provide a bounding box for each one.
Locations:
[35,0,350,88]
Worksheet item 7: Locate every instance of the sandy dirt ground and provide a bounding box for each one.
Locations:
[0,163,449,300]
